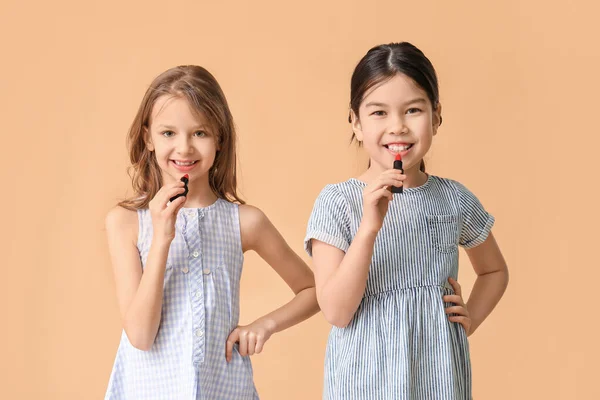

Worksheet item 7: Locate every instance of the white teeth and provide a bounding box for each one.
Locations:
[388,144,412,152]
[174,161,196,166]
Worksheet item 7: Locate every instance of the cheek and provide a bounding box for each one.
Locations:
[154,147,169,162]
[412,118,434,138]
[201,143,218,163]
[362,120,387,138]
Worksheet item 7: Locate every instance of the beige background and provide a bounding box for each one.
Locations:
[2,0,599,398]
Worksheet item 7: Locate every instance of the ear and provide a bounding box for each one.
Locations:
[432,103,442,136]
[144,126,155,151]
[350,110,364,142]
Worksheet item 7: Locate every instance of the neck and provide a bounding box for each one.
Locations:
[184,184,219,208]
[359,160,429,189]
[165,172,219,208]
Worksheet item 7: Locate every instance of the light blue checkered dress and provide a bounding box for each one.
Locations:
[305,176,494,400]
[106,199,259,399]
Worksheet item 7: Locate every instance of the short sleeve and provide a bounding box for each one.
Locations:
[454,181,495,248]
[304,185,352,257]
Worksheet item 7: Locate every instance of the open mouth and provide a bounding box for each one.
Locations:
[171,160,198,166]
[384,143,413,152]
[171,160,199,171]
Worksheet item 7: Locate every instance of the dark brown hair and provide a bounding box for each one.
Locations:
[119,65,244,210]
[349,42,442,172]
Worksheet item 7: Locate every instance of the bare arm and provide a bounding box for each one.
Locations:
[464,232,509,333]
[106,183,186,350]
[444,232,509,335]
[311,225,378,328]
[225,205,319,361]
[105,207,168,350]
[311,170,405,328]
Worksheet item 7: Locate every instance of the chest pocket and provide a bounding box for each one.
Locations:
[426,214,459,253]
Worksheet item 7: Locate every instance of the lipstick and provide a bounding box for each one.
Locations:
[391,153,403,194]
[169,174,189,202]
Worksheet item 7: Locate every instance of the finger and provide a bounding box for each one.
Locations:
[255,335,265,354]
[367,173,404,192]
[247,333,256,356]
[366,187,391,201]
[448,277,462,296]
[170,180,186,187]
[449,315,471,330]
[445,306,469,316]
[159,181,185,195]
[371,187,393,202]
[225,330,239,362]
[382,170,406,181]
[375,176,405,190]
[162,187,186,205]
[149,186,183,209]
[166,194,187,211]
[176,193,187,207]
[442,295,464,306]
[382,168,405,174]
[238,331,248,356]
[162,197,186,219]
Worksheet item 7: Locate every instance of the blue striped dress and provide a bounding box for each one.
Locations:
[304,175,494,400]
[105,199,259,399]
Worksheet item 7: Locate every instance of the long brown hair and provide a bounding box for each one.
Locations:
[349,42,443,172]
[118,65,244,210]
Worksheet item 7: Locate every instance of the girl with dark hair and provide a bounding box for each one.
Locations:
[305,43,509,399]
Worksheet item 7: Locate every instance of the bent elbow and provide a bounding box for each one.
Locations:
[130,339,153,352]
[321,307,352,328]
[124,326,155,352]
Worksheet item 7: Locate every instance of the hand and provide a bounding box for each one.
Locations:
[149,180,187,242]
[361,169,405,233]
[225,319,276,362]
[443,278,472,336]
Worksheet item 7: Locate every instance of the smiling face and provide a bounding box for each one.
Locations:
[352,73,441,176]
[146,94,218,185]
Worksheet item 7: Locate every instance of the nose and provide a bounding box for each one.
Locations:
[389,115,408,135]
[176,135,193,154]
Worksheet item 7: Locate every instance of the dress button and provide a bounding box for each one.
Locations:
[196,290,201,298]
[203,268,211,275]
[192,250,200,258]
[182,267,189,274]
[196,329,204,337]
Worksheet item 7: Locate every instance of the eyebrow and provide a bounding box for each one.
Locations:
[155,124,209,131]
[364,98,428,108]
[364,102,388,108]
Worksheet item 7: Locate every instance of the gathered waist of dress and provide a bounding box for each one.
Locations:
[363,282,454,298]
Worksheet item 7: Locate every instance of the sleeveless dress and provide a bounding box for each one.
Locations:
[106,199,259,399]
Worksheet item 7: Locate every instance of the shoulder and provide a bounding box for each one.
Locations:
[105,206,139,240]
[313,181,355,207]
[427,175,475,198]
[238,203,268,229]
[238,204,276,252]
[427,175,461,190]
[322,180,360,195]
